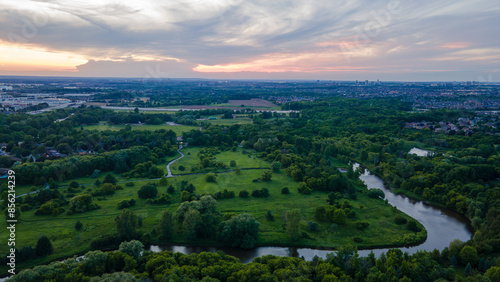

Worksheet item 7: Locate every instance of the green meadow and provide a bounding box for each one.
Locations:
[0,147,424,274]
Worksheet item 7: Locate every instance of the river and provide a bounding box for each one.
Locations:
[150,163,473,262]
[0,164,473,280]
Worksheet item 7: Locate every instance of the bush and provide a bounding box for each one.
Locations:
[407,220,421,232]
[137,183,158,199]
[230,160,237,167]
[205,173,217,183]
[368,188,385,199]
[75,221,83,231]
[69,181,79,188]
[36,236,53,257]
[178,165,186,171]
[103,174,117,185]
[353,237,363,243]
[260,170,272,181]
[118,200,131,209]
[298,183,311,195]
[281,187,290,194]
[167,185,175,194]
[239,190,249,198]
[394,215,407,225]
[125,182,135,187]
[252,188,270,198]
[307,221,319,232]
[265,211,274,221]
[354,221,370,230]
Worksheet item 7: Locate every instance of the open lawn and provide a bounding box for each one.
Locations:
[0,149,424,275]
[170,147,267,174]
[82,122,200,136]
[202,117,253,125]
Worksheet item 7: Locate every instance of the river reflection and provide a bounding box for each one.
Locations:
[150,164,473,262]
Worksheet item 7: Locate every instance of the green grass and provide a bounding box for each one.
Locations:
[203,118,253,125]
[170,147,267,174]
[82,122,200,136]
[0,150,425,275]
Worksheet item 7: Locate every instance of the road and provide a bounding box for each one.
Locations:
[166,145,185,177]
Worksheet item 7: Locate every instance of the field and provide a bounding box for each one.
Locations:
[0,148,424,275]
[83,122,199,136]
[170,147,266,174]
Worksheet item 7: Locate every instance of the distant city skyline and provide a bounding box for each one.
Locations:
[0,0,499,81]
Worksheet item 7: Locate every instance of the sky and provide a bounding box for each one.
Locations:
[0,0,499,81]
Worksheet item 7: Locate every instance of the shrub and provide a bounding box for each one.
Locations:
[167,185,175,194]
[75,221,83,231]
[230,160,237,167]
[137,183,158,199]
[298,183,312,195]
[252,188,270,198]
[103,174,117,185]
[265,211,274,221]
[281,187,290,194]
[394,215,407,225]
[368,188,385,199]
[239,190,249,198]
[125,182,135,187]
[307,221,319,232]
[205,173,217,182]
[69,181,79,188]
[354,221,370,230]
[407,220,421,232]
[353,237,363,243]
[118,200,131,209]
[178,165,186,171]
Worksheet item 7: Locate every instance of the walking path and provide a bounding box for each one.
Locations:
[166,145,185,177]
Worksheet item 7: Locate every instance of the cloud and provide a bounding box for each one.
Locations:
[0,0,499,80]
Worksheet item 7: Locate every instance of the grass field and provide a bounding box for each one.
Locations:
[83,122,200,136]
[170,147,266,174]
[0,148,425,275]
[202,118,253,125]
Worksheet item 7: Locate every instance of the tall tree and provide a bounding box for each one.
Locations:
[286,209,301,241]
[159,210,174,240]
[115,209,137,241]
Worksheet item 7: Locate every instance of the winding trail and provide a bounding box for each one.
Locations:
[166,145,185,177]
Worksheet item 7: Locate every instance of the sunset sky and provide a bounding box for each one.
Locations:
[0,0,499,81]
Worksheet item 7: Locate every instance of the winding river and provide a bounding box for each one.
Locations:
[150,163,473,262]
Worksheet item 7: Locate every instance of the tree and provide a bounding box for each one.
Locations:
[69,181,79,189]
[260,170,272,181]
[460,246,478,266]
[159,176,168,186]
[118,240,144,260]
[230,160,237,167]
[159,210,173,240]
[116,209,137,241]
[239,190,249,198]
[183,208,202,240]
[286,209,301,241]
[75,221,83,231]
[205,173,217,183]
[332,209,347,225]
[35,235,53,256]
[464,263,472,277]
[485,267,500,281]
[167,185,175,194]
[103,174,117,185]
[368,189,385,199]
[137,183,158,199]
[219,213,260,249]
[271,161,281,172]
[281,187,290,194]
